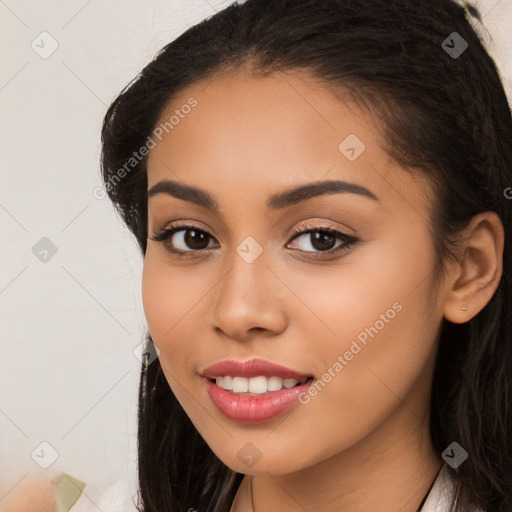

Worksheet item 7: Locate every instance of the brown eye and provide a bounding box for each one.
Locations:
[180,229,211,250]
[309,231,338,251]
[287,226,358,255]
[150,224,218,255]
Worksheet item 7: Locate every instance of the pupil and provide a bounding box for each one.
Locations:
[185,230,209,250]
[312,231,335,251]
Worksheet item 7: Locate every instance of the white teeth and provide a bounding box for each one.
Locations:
[215,376,309,394]
[222,375,233,389]
[248,376,267,394]
[282,378,299,388]
[232,376,249,393]
[267,376,283,391]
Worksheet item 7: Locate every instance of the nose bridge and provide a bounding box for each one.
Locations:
[211,236,286,337]
[221,236,269,306]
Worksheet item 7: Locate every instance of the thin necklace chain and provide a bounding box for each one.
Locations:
[248,463,444,512]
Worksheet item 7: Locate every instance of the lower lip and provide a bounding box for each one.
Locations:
[204,377,314,424]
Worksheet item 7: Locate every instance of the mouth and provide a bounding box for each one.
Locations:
[204,375,315,423]
[201,358,315,422]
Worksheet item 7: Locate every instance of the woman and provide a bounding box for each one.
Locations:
[100,0,512,510]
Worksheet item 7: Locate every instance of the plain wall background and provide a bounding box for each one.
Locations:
[1,0,511,500]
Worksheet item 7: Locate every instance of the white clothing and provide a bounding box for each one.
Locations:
[422,464,484,512]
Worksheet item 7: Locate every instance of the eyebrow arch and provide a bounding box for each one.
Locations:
[147,178,379,211]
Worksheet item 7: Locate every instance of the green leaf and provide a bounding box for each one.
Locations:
[51,473,86,512]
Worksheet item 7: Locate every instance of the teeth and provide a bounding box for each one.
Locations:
[214,375,309,394]
[268,376,284,391]
[248,376,267,394]
[222,375,233,390]
[232,376,249,393]
[283,378,300,388]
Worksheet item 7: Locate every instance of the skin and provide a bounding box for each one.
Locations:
[142,65,503,512]
[0,475,56,512]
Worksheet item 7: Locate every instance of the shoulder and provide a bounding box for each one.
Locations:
[422,464,486,512]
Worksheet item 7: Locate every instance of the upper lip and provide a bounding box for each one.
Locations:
[202,358,313,380]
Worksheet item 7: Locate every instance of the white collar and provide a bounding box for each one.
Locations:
[421,464,484,512]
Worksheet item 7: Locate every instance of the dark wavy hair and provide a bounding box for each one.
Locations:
[100,0,512,510]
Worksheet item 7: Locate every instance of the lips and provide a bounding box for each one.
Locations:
[201,358,313,380]
[201,358,315,423]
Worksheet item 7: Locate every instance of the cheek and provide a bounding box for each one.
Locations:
[291,262,438,407]
[296,228,437,356]
[141,251,216,377]
[303,300,440,466]
[142,252,201,340]
[141,255,170,341]
[290,229,440,414]
[325,234,439,377]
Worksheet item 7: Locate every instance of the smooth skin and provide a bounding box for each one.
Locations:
[142,65,504,512]
[0,475,56,512]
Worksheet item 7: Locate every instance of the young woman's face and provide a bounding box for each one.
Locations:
[142,68,446,475]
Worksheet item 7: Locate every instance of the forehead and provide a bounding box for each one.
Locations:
[146,68,433,216]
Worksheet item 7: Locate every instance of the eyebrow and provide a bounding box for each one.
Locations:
[147,179,379,211]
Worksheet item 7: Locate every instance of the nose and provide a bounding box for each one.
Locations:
[211,247,288,342]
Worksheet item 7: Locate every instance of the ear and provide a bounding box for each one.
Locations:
[443,211,504,324]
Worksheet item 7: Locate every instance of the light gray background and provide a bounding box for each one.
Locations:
[1,0,511,501]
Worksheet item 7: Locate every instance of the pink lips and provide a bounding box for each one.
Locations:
[202,358,314,424]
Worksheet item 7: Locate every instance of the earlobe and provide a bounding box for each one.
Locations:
[443,212,504,324]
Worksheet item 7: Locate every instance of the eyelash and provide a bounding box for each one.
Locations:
[149,222,359,259]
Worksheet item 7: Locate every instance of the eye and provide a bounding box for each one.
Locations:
[286,223,359,256]
[149,223,217,257]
